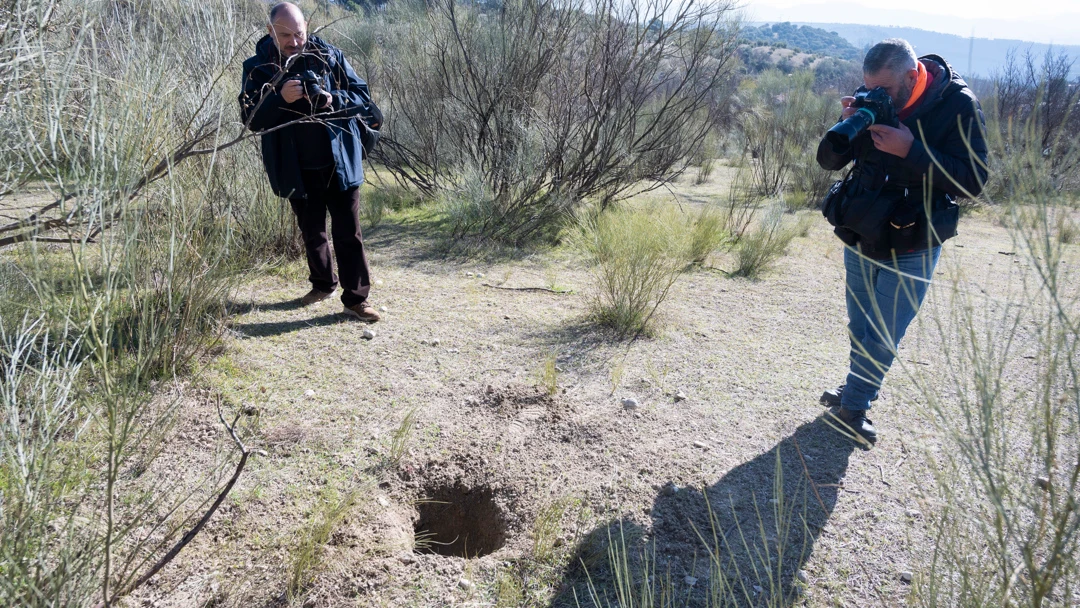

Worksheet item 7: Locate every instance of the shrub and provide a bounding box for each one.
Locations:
[908,95,1080,608]
[0,2,267,606]
[730,202,797,278]
[575,205,693,336]
[737,70,836,197]
[361,0,740,246]
[687,205,729,265]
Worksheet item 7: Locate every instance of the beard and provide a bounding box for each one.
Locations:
[893,81,915,109]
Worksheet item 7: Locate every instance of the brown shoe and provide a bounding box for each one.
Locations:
[342,302,380,322]
[300,288,335,306]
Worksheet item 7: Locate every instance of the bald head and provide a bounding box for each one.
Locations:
[268,3,307,58]
[270,2,304,23]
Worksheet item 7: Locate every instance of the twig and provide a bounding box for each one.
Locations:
[480,283,572,294]
[877,463,892,487]
[31,236,96,244]
[95,399,251,608]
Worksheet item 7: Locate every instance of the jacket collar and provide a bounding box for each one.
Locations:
[905,54,966,121]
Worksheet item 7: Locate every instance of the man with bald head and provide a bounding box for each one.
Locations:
[816,39,989,445]
[240,2,382,322]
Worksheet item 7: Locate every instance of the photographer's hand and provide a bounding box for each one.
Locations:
[281,80,304,104]
[315,91,332,109]
[840,96,857,119]
[868,122,914,158]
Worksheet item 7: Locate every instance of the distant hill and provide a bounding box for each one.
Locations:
[787,23,1080,79]
[738,23,860,61]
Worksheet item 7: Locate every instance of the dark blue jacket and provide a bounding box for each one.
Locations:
[817,55,989,257]
[239,35,379,199]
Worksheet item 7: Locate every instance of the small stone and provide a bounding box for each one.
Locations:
[660,482,679,496]
[375,280,384,286]
[477,273,484,278]
[900,571,913,583]
[431,338,441,346]
[466,272,475,277]
[486,384,495,395]
[622,398,639,410]
[1036,476,1051,491]
[674,391,687,402]
[459,381,467,387]
[380,306,388,313]
[242,405,258,416]
[796,569,809,583]
[905,509,922,518]
[684,575,697,586]
[255,449,269,457]
[458,578,475,591]
[362,329,375,340]
[693,440,709,449]
[633,412,642,419]
[753,585,763,594]
[398,554,416,565]
[503,315,511,320]
[304,389,315,397]
[377,496,389,507]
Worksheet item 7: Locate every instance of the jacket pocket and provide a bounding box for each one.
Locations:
[886,200,929,252]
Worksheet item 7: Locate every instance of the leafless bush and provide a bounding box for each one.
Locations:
[366,0,739,245]
[738,69,836,198]
[983,48,1080,200]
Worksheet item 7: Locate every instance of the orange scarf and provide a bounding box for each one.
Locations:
[899,61,930,119]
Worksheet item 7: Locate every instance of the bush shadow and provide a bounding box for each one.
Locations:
[229,313,345,338]
[363,215,554,270]
[553,415,855,607]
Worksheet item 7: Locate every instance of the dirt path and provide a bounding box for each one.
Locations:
[131,203,1056,607]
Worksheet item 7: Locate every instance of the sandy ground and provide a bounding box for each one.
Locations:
[120,182,1074,607]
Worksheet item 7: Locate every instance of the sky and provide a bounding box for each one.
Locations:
[739,0,1080,45]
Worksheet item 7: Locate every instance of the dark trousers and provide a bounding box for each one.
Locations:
[289,168,371,307]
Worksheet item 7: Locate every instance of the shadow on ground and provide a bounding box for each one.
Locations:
[230,313,344,338]
[363,216,553,269]
[226,297,307,316]
[552,415,855,607]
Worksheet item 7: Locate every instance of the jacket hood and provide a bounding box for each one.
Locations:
[920,55,969,101]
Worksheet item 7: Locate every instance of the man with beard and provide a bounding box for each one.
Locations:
[816,39,989,445]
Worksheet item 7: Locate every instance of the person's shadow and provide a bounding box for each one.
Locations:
[553,415,856,607]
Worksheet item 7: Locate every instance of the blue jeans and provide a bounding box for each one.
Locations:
[842,246,941,411]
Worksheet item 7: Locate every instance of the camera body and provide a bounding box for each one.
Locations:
[850,86,898,128]
[825,86,898,149]
[297,69,324,101]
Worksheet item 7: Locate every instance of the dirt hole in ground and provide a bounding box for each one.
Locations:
[414,483,507,558]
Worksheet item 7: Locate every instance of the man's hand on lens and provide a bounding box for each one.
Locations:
[281,80,304,104]
[868,122,914,158]
[840,96,857,119]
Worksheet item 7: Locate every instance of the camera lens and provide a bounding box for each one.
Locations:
[825,108,875,149]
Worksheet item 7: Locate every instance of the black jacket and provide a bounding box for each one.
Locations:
[817,55,989,258]
[239,35,381,199]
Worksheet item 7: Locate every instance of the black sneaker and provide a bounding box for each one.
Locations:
[831,407,878,446]
[820,384,878,408]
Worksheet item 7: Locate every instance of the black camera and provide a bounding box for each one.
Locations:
[825,86,898,149]
[296,69,324,101]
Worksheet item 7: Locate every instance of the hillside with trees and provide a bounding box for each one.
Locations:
[740,22,861,61]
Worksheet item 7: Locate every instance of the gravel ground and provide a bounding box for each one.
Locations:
[126,191,1076,607]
